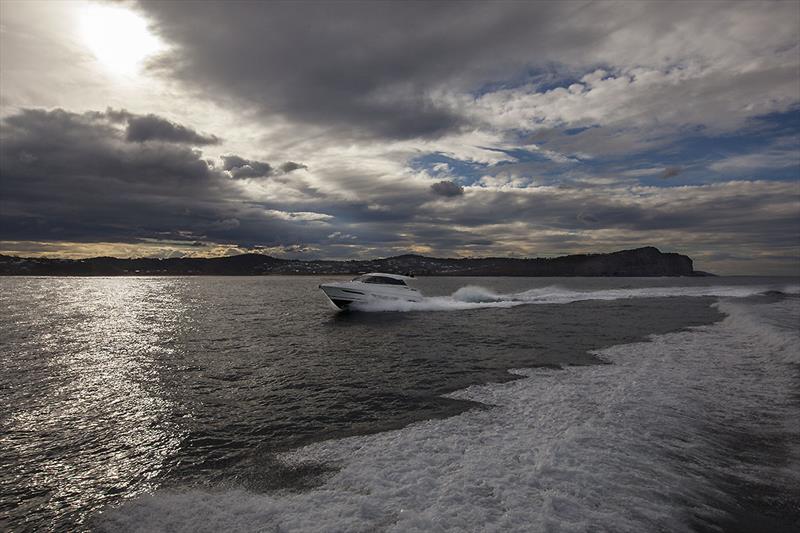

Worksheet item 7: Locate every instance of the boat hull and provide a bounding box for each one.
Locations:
[319,284,368,309]
[319,282,422,310]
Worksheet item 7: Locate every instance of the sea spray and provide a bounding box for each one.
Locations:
[353,283,800,312]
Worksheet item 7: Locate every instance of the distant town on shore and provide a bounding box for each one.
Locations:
[0,247,713,277]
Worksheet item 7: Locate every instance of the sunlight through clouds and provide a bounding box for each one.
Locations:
[79,2,164,76]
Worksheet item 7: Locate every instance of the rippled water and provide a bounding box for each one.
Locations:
[1,276,798,531]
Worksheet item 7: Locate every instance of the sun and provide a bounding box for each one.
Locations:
[79,3,164,76]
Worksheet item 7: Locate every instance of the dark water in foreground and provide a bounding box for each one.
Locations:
[1,276,798,532]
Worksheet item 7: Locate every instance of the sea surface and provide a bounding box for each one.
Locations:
[1,276,798,532]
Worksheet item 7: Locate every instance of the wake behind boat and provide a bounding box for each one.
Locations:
[319,273,423,309]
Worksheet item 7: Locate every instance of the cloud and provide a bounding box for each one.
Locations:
[219,156,308,179]
[476,173,533,189]
[617,166,683,180]
[126,113,220,145]
[138,1,799,147]
[2,108,797,273]
[577,211,599,225]
[280,161,308,173]
[0,108,325,248]
[328,231,357,241]
[1,108,214,185]
[142,1,485,139]
[468,64,798,158]
[430,180,464,197]
[659,167,682,179]
[221,154,273,179]
[709,142,800,172]
[431,162,452,174]
[221,154,254,171]
[1,0,799,273]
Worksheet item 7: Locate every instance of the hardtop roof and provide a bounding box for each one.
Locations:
[361,272,414,280]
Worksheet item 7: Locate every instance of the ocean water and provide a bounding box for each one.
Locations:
[1,276,798,532]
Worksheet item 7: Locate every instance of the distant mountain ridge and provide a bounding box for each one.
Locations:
[0,247,711,276]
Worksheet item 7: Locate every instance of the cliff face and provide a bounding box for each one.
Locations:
[0,246,702,276]
[557,247,695,276]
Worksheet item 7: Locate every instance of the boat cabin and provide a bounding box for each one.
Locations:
[352,273,411,286]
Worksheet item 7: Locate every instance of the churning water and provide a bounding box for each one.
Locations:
[1,276,798,531]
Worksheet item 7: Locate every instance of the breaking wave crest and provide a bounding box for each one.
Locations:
[353,283,800,312]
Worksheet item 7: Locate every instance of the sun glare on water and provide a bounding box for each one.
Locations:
[79,3,164,76]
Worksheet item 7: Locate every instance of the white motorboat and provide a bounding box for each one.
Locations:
[319,273,423,309]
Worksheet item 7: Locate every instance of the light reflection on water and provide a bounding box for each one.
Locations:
[2,278,189,530]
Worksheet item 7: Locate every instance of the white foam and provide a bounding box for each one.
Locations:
[353,283,800,312]
[714,299,800,363]
[102,299,800,532]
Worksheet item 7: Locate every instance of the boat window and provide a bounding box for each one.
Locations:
[355,275,406,286]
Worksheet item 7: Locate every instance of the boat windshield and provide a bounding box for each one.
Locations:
[353,275,407,286]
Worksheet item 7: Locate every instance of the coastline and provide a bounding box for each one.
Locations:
[0,246,704,277]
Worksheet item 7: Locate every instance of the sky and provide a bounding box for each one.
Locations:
[0,0,798,274]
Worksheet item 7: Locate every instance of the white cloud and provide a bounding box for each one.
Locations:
[466,63,798,144]
[264,210,333,222]
[710,146,800,172]
[475,173,534,190]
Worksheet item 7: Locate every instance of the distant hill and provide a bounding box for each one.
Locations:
[0,247,711,276]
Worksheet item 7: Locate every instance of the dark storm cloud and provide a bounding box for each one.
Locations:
[137,1,593,139]
[135,0,799,159]
[0,108,323,247]
[280,161,308,173]
[220,156,308,179]
[430,180,464,197]
[220,155,252,171]
[126,113,220,145]
[1,108,213,185]
[577,211,599,224]
[221,154,272,179]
